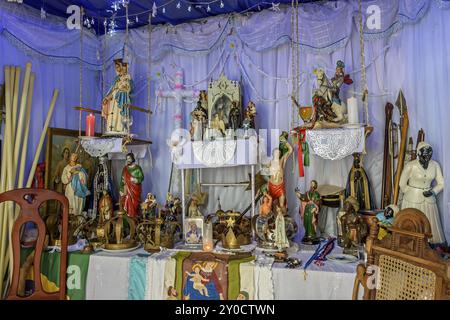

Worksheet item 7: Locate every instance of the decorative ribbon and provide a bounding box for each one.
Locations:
[293,128,309,177]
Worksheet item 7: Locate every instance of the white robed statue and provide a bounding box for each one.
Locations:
[399,142,445,244]
[61,153,90,216]
[274,207,289,251]
[102,58,133,134]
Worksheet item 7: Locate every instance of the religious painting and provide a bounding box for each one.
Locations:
[181,256,228,300]
[184,218,203,245]
[44,128,98,214]
[207,74,241,130]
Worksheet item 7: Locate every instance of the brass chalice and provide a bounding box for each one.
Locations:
[299,106,314,125]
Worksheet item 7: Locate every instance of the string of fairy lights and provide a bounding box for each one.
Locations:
[35,0,283,34]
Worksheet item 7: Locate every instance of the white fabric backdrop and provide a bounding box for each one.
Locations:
[1,0,450,242]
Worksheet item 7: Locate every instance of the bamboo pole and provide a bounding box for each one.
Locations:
[13,63,32,177]
[17,73,35,189]
[11,67,21,146]
[26,89,59,188]
[0,66,12,295]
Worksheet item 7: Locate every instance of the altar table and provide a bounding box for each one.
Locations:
[84,247,360,300]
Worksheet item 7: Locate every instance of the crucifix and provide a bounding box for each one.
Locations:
[157,70,199,196]
[157,70,199,130]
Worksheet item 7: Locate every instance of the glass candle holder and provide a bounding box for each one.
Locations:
[203,222,214,252]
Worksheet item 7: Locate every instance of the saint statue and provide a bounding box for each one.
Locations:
[188,194,203,218]
[120,152,144,218]
[228,101,241,131]
[98,190,114,224]
[295,180,321,244]
[61,153,90,216]
[141,193,158,219]
[190,100,208,141]
[266,132,293,212]
[274,206,289,252]
[102,58,133,135]
[93,156,112,218]
[399,142,445,244]
[210,114,226,136]
[259,192,273,217]
[345,153,374,210]
[340,196,367,255]
[242,101,256,130]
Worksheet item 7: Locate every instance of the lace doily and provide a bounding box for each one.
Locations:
[306,127,365,160]
[80,137,123,157]
[192,139,237,167]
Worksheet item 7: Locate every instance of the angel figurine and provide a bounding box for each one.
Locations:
[102,58,134,135]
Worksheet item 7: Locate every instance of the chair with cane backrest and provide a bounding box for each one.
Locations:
[0,189,69,300]
[353,208,450,300]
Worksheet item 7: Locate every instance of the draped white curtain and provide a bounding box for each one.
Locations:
[1,0,450,241]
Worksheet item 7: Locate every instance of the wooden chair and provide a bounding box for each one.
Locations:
[0,188,69,300]
[353,208,450,300]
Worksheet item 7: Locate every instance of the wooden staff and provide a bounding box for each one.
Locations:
[26,89,59,188]
[393,90,409,206]
[13,63,32,176]
[380,103,393,208]
[17,73,35,189]
[11,67,21,145]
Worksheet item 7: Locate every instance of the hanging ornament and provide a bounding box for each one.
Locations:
[152,2,157,17]
[40,7,46,19]
[176,2,181,9]
[220,1,224,9]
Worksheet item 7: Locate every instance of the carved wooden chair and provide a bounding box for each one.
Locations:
[0,189,69,300]
[353,208,450,300]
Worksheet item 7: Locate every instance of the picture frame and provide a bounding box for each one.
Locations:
[184,217,204,245]
[44,128,99,214]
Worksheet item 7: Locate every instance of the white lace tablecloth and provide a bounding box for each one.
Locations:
[306,127,365,160]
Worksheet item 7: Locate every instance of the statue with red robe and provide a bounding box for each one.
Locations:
[120,153,144,218]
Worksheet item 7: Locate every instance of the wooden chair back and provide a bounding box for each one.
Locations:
[353,208,450,300]
[0,188,69,300]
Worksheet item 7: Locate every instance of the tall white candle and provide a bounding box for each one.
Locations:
[347,96,359,124]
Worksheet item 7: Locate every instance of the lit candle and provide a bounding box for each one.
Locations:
[203,222,213,252]
[86,113,95,136]
[347,97,359,124]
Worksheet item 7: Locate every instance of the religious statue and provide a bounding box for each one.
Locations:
[242,101,256,130]
[102,58,133,135]
[274,206,289,252]
[259,192,273,217]
[295,180,321,244]
[266,132,293,212]
[210,113,226,137]
[312,61,352,124]
[399,142,445,244]
[141,193,158,219]
[120,152,144,218]
[93,156,112,218]
[345,153,374,211]
[98,190,114,224]
[340,196,367,256]
[188,194,204,218]
[228,101,241,131]
[199,90,208,111]
[190,100,208,141]
[61,153,90,216]
[376,204,398,240]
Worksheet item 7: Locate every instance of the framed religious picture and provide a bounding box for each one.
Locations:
[207,74,241,131]
[44,128,99,215]
[184,217,204,246]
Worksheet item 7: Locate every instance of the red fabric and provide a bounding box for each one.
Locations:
[268,180,286,200]
[295,128,307,177]
[121,166,142,218]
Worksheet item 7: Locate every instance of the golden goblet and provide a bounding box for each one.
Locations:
[299,106,314,124]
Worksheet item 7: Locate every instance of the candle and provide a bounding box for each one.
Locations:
[203,222,213,252]
[347,97,359,124]
[86,113,95,136]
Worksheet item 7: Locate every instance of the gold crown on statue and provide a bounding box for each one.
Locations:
[102,210,137,250]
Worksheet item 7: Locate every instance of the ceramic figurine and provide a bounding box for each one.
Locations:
[228,101,241,131]
[345,153,374,211]
[296,180,321,244]
[340,196,367,256]
[266,132,293,212]
[120,152,144,218]
[141,193,158,219]
[242,101,256,130]
[61,153,90,216]
[188,194,204,218]
[399,142,445,244]
[376,204,398,240]
[102,58,134,135]
[190,100,208,141]
[98,190,114,223]
[274,206,289,252]
[259,192,273,217]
